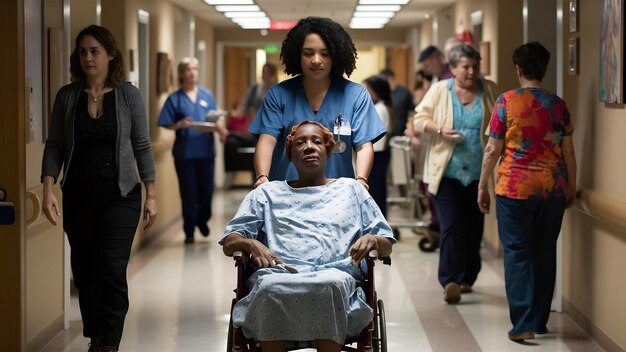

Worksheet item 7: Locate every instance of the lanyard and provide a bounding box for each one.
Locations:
[332,113,347,153]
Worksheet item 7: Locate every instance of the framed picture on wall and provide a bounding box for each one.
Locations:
[568,37,578,75]
[569,0,578,32]
[156,52,173,95]
[599,0,623,103]
[479,41,490,75]
[46,27,64,142]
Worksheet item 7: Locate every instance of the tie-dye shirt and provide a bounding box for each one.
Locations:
[490,87,573,199]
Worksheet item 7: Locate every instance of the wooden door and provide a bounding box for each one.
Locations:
[223,47,250,111]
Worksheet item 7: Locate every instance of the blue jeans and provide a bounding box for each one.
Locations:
[496,195,566,336]
[433,178,483,287]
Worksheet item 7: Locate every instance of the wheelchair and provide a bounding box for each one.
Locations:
[226,250,391,352]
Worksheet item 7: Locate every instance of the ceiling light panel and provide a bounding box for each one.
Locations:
[223,11,267,18]
[349,23,385,29]
[202,0,253,5]
[352,11,396,18]
[358,0,409,4]
[214,5,260,12]
[231,18,270,24]
[355,5,401,12]
[350,17,390,24]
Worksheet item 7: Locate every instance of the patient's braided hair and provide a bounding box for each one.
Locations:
[286,120,335,161]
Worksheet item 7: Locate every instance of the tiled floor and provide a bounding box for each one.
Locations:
[41,187,605,352]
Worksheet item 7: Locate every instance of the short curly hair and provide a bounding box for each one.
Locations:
[286,120,335,161]
[280,17,357,78]
[512,41,550,82]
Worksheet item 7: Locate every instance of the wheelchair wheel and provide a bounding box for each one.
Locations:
[373,299,387,352]
[226,300,235,352]
[418,237,438,252]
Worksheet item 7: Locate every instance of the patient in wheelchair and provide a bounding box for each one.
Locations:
[219,120,396,352]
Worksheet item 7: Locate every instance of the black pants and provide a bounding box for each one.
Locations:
[63,179,141,348]
[369,149,390,217]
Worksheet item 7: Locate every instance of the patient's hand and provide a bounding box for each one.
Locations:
[349,234,379,264]
[248,240,283,268]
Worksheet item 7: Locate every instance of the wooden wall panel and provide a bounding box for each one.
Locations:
[223,47,250,111]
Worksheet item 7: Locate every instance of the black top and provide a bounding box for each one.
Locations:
[70,90,117,181]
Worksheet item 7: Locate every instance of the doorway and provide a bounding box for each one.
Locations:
[137,10,150,121]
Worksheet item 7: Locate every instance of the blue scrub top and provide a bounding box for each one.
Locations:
[249,76,386,181]
[157,87,218,159]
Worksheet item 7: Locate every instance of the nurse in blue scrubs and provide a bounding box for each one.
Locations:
[249,17,386,189]
[158,57,227,244]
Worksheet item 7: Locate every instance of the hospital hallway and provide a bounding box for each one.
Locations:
[39,186,605,352]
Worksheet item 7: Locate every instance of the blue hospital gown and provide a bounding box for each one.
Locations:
[219,178,395,345]
[249,76,386,181]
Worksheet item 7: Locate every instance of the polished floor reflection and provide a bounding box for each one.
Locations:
[42,187,604,352]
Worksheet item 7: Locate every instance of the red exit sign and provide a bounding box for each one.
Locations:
[270,20,297,30]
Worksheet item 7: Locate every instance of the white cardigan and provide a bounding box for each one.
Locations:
[413,78,499,195]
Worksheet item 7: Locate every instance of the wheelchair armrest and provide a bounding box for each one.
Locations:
[367,250,392,266]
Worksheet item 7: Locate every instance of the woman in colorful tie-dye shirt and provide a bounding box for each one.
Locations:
[477,42,577,343]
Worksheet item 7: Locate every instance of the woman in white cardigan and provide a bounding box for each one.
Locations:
[413,43,499,304]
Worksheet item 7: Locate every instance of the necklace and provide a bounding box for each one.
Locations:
[88,86,104,102]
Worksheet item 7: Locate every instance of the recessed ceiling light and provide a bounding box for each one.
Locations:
[350,23,385,29]
[358,0,408,4]
[223,11,266,18]
[355,5,401,11]
[353,11,396,18]
[203,0,254,5]
[214,5,261,12]
[350,17,390,24]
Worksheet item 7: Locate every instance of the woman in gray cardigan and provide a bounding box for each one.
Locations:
[41,25,156,352]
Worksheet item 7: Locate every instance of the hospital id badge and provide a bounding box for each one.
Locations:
[333,114,351,154]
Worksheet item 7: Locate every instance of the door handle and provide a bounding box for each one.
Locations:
[25,191,41,226]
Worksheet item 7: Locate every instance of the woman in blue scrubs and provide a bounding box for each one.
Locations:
[158,57,227,244]
[249,17,386,189]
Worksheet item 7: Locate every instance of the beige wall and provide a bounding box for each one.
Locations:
[24,0,66,349]
[102,0,184,248]
[195,17,216,91]
[561,0,626,350]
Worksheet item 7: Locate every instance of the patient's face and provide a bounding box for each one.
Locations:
[290,124,328,174]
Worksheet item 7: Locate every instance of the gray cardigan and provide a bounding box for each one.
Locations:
[41,82,155,196]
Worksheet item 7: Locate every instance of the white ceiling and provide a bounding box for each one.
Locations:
[169,0,456,29]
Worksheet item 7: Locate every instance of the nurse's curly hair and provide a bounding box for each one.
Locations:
[280,17,357,78]
[286,120,335,161]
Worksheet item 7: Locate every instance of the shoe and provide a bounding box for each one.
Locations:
[444,282,461,304]
[184,237,194,244]
[88,338,100,352]
[198,223,210,237]
[508,332,535,342]
[460,283,473,293]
